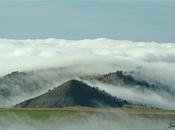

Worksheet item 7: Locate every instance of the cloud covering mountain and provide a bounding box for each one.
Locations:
[0,38,175,109]
[0,38,175,84]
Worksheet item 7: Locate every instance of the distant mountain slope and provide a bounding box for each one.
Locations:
[15,80,129,108]
[0,71,52,99]
[2,69,174,108]
[81,71,173,95]
[0,68,77,100]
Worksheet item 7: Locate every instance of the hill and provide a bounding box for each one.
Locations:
[81,70,173,95]
[0,71,54,99]
[15,80,129,108]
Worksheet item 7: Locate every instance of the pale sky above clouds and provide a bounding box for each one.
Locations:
[0,0,174,42]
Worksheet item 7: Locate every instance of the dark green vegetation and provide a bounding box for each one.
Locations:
[15,80,129,108]
[81,70,174,95]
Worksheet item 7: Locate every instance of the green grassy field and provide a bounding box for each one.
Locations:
[0,107,175,119]
[0,107,174,130]
[0,108,80,121]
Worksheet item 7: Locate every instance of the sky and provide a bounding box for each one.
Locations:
[0,0,174,42]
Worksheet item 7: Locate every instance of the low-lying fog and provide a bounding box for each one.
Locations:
[0,111,170,130]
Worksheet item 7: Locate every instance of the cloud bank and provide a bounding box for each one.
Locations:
[0,38,175,108]
[0,38,175,83]
[0,38,174,70]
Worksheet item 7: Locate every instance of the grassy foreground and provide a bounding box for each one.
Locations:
[0,107,175,120]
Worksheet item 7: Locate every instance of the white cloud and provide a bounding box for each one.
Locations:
[0,38,175,74]
[0,38,175,78]
[0,38,175,108]
[0,38,175,84]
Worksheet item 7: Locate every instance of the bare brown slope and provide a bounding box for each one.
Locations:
[15,80,129,108]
